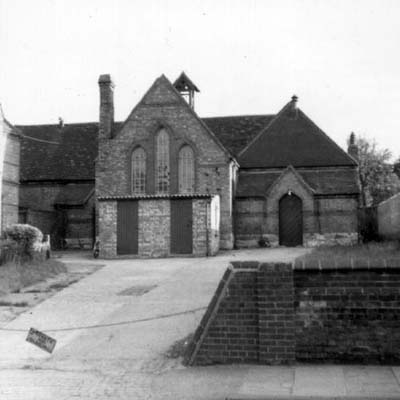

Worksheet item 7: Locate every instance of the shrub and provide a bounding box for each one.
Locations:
[3,224,43,260]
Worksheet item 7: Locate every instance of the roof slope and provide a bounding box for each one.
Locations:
[18,123,100,181]
[239,101,357,168]
[237,168,360,197]
[203,115,274,157]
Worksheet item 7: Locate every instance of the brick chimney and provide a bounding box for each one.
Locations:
[98,74,114,139]
[347,132,359,161]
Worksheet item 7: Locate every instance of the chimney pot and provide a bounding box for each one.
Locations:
[347,132,359,161]
[291,94,298,103]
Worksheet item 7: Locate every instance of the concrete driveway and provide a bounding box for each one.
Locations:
[1,247,399,399]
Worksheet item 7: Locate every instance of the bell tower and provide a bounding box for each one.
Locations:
[173,71,199,109]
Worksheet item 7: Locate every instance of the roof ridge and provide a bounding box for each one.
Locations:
[238,100,292,157]
[202,114,275,119]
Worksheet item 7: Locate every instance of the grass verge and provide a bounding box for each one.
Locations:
[0,259,67,295]
[295,240,400,269]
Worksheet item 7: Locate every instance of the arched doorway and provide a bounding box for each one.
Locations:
[279,193,303,246]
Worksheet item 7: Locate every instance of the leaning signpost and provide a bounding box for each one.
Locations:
[26,328,57,354]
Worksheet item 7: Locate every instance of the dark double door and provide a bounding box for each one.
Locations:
[116,199,193,255]
[279,194,303,246]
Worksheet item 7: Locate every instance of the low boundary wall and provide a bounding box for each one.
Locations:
[185,260,400,365]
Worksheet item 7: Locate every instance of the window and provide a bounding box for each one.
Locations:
[179,145,195,193]
[156,129,170,193]
[131,147,146,194]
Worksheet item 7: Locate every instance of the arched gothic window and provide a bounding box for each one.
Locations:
[131,147,146,194]
[178,145,195,193]
[156,129,170,193]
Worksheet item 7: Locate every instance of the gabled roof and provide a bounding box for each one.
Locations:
[114,74,234,161]
[236,168,360,197]
[203,115,275,157]
[266,165,315,197]
[239,98,357,168]
[173,71,200,92]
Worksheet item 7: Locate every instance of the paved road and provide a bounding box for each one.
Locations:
[0,248,399,399]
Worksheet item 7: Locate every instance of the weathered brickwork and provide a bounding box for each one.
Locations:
[187,264,259,365]
[97,75,234,250]
[187,262,295,365]
[99,196,219,258]
[235,167,359,248]
[294,267,400,363]
[258,263,295,364]
[187,261,400,365]
[0,116,20,231]
[378,193,400,240]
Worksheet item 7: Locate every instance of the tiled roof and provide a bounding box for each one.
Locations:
[236,168,360,197]
[203,115,275,157]
[239,103,357,168]
[18,115,272,181]
[18,109,355,184]
[18,122,100,181]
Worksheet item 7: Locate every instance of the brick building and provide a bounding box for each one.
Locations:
[0,105,20,232]
[17,72,360,256]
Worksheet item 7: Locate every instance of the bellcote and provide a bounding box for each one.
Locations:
[173,72,199,109]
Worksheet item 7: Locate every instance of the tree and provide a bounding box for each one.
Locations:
[353,136,400,206]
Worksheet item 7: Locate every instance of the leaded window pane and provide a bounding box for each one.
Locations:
[156,129,170,193]
[131,147,146,194]
[179,145,195,193]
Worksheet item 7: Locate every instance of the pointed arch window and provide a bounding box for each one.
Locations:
[156,129,170,193]
[131,147,146,194]
[179,145,195,193]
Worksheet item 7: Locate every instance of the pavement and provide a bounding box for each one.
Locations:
[0,248,399,399]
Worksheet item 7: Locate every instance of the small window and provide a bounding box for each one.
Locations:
[131,147,146,194]
[156,129,170,194]
[179,145,195,193]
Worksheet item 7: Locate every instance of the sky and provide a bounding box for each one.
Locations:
[1,0,400,159]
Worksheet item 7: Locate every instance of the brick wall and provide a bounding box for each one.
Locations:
[185,264,259,365]
[186,261,400,365]
[378,193,400,239]
[258,263,295,364]
[295,267,400,363]
[186,262,295,365]
[97,76,234,249]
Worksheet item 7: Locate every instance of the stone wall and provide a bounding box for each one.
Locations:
[378,193,400,239]
[186,261,400,365]
[97,75,234,250]
[1,118,20,231]
[139,200,170,258]
[99,196,219,258]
